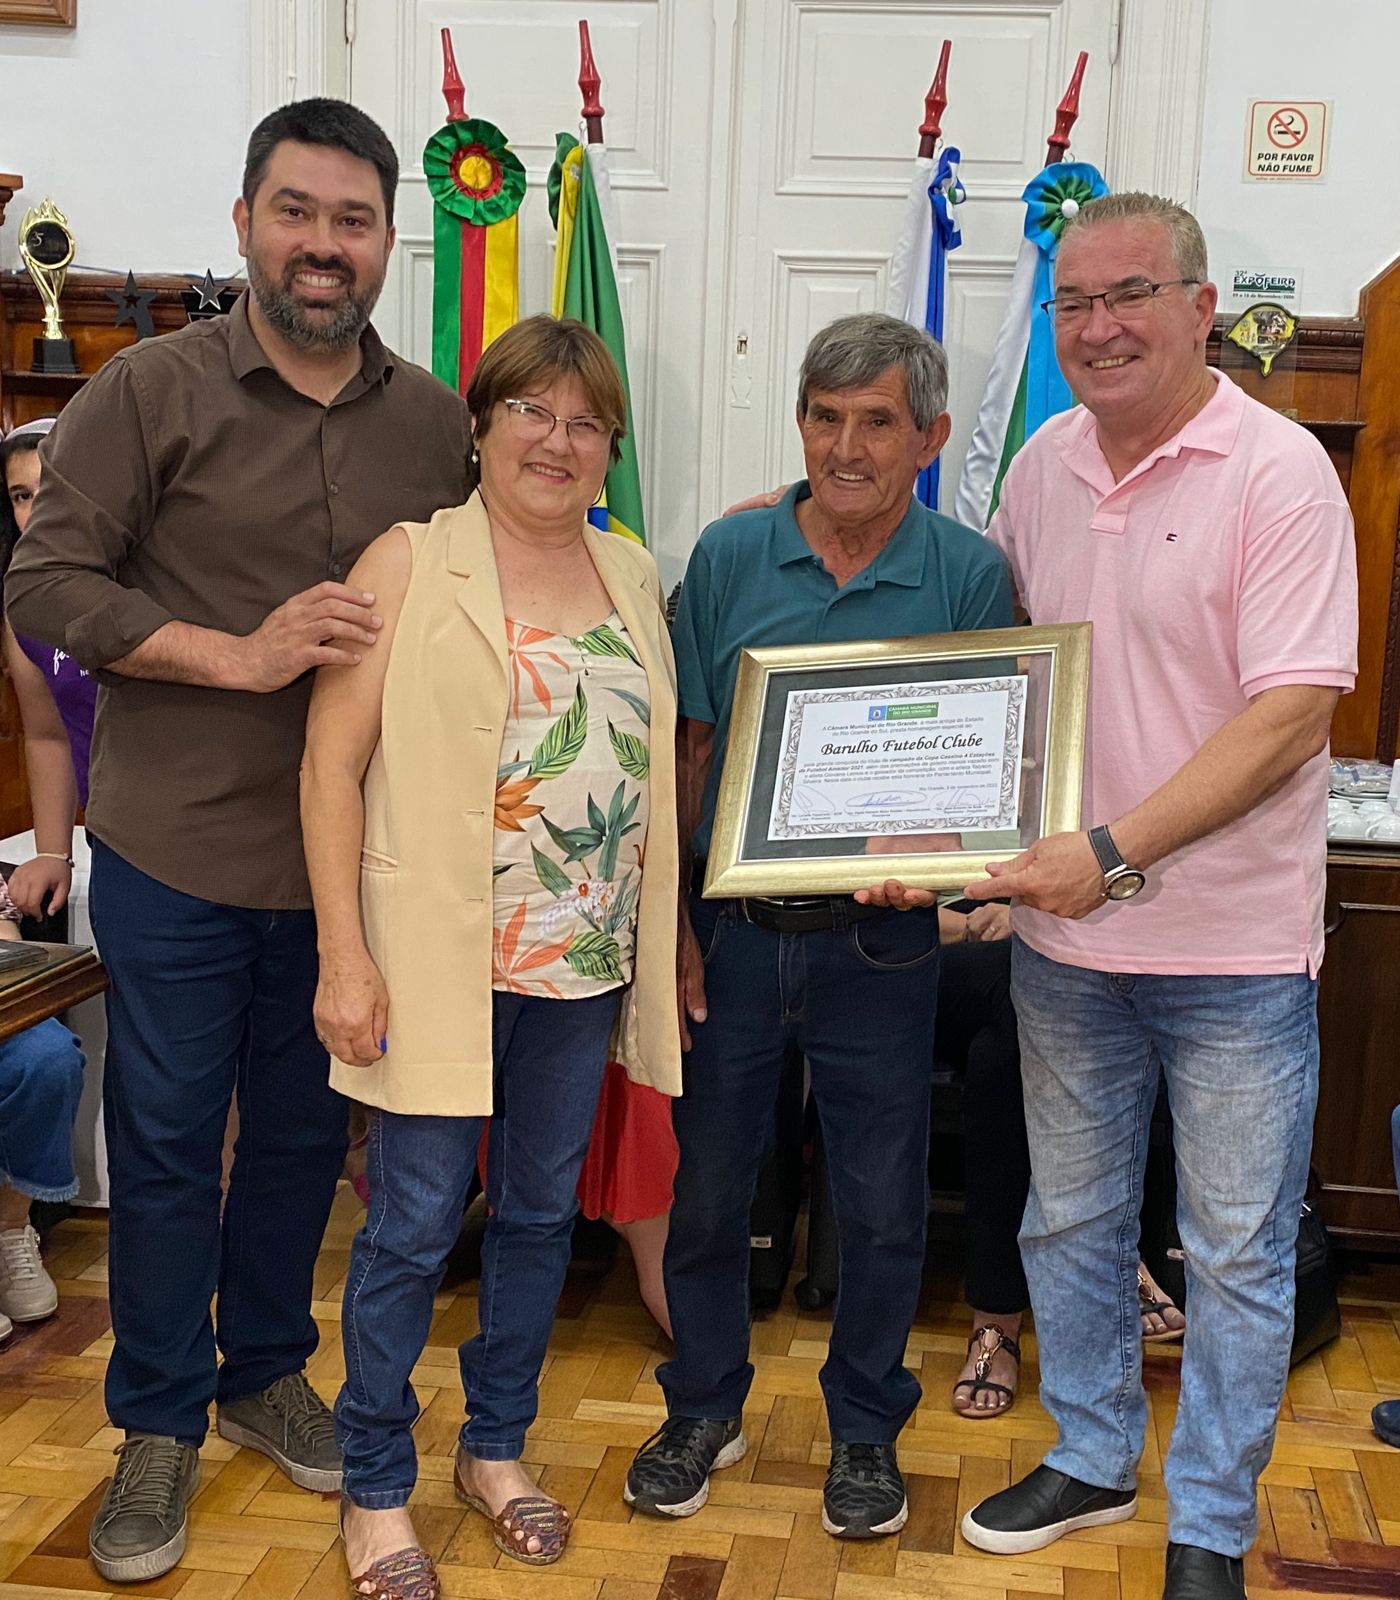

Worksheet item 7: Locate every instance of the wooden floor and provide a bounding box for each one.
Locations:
[5,1188,1400,1600]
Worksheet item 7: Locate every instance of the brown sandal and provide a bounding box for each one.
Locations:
[1138,1265,1186,1344]
[951,1325,1021,1419]
[454,1457,571,1566]
[339,1503,441,1600]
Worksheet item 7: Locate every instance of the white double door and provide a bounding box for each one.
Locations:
[350,0,1116,585]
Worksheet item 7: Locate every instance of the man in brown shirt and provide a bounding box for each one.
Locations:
[7,99,469,1584]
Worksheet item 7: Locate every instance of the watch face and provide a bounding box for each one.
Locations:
[1106,870,1146,901]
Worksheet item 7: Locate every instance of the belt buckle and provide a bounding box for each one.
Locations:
[739,896,784,934]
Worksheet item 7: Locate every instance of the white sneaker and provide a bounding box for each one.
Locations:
[0,1224,58,1322]
[0,1307,12,1343]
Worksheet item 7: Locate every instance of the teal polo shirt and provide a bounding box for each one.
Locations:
[673,480,1014,856]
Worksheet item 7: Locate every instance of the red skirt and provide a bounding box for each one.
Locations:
[576,1060,678,1224]
[476,1061,677,1225]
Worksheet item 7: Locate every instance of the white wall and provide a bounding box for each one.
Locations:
[4,0,1397,324]
[1193,0,1400,316]
[0,0,250,277]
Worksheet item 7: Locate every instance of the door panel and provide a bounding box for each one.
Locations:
[351,0,1117,583]
[716,0,1117,513]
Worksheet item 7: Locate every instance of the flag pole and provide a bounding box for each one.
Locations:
[917,40,952,159]
[1045,51,1087,165]
[440,27,466,121]
[578,20,604,144]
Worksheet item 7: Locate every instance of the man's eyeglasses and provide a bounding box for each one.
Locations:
[1040,279,1201,324]
[501,398,612,448]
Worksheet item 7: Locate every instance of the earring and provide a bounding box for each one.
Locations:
[470,448,480,466]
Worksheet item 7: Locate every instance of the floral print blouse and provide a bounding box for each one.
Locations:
[492,611,652,997]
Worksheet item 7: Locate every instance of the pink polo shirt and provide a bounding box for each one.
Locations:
[986,371,1357,976]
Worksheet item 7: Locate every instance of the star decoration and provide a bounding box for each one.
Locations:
[104,271,157,341]
[181,269,236,322]
[190,269,226,310]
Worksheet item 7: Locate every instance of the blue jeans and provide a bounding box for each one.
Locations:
[1011,936,1318,1556]
[657,893,938,1443]
[0,1018,86,1201]
[336,988,619,1507]
[89,837,348,1442]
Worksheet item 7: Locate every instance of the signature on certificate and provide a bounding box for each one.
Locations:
[847,790,927,813]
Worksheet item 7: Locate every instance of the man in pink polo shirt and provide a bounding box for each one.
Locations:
[953,194,1356,1600]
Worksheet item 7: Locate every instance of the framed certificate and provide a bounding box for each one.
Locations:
[703,623,1090,897]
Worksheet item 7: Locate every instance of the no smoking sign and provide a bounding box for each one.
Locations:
[1246,100,1329,180]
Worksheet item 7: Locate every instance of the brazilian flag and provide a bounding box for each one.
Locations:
[548,133,645,546]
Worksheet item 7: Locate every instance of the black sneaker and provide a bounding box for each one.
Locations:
[216,1370,342,1492]
[1164,1542,1247,1600]
[89,1433,200,1582]
[822,1442,908,1539]
[961,1463,1136,1554]
[624,1415,746,1517]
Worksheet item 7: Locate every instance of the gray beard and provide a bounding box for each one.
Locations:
[248,255,381,353]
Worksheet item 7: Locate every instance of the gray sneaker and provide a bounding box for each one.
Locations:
[89,1433,200,1582]
[0,1224,58,1322]
[216,1371,342,1492]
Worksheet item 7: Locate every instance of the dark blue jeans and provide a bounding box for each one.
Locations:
[658,893,939,1443]
[89,836,347,1442]
[336,989,619,1507]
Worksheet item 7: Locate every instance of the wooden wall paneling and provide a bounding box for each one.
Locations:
[1350,257,1400,760]
[1316,857,1400,1244]
[1,269,230,430]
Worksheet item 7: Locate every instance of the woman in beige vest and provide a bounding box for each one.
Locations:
[301,318,681,1598]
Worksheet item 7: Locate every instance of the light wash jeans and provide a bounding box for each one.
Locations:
[1011,936,1318,1557]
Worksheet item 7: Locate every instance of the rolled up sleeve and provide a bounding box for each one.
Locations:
[6,357,174,669]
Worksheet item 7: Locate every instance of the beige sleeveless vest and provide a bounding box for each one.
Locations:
[329,493,682,1115]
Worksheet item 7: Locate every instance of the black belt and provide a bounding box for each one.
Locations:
[692,858,886,934]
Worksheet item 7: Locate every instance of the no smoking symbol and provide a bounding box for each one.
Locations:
[1268,107,1308,148]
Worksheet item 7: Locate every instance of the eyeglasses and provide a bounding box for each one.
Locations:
[1040,279,1201,324]
[501,398,613,448]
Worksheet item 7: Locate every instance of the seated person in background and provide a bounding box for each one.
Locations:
[0,873,86,1340]
[627,312,1012,1542]
[937,900,1027,1417]
[1,418,92,920]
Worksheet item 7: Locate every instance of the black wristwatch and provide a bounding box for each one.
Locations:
[1088,825,1146,901]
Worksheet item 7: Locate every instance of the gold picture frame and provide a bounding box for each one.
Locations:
[704,622,1091,898]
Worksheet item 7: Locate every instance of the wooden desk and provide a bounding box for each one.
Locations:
[0,942,107,1042]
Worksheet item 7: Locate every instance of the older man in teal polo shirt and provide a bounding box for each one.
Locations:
[625,312,1011,1540]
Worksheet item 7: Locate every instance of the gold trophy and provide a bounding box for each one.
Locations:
[19,197,79,375]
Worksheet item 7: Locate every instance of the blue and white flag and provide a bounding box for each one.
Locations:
[885,146,964,509]
[954,160,1109,529]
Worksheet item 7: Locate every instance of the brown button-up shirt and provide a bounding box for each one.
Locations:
[6,294,471,909]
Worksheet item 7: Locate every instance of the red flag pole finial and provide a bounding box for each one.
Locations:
[1045,50,1087,165]
[579,20,604,144]
[917,40,952,159]
[441,28,467,122]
